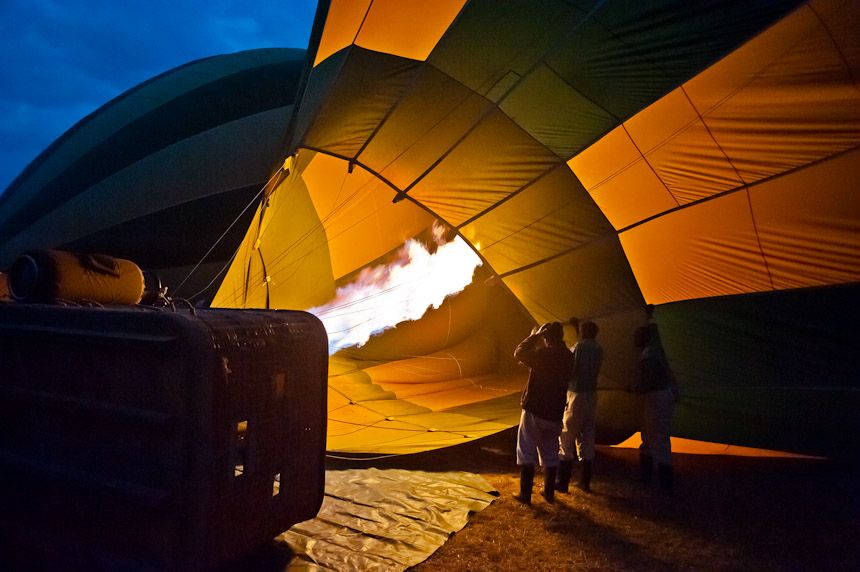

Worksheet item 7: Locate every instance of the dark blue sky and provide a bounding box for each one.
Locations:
[0,0,317,192]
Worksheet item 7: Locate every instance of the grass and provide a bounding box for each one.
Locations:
[327,428,860,572]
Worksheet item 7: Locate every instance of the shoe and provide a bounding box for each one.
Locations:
[542,466,557,503]
[576,460,593,493]
[555,460,573,493]
[513,464,535,505]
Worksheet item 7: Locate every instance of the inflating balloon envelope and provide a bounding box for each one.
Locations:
[0,0,857,459]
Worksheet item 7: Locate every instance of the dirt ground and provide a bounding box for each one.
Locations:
[326,428,860,572]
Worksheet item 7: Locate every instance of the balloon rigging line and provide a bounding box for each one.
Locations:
[174,172,275,296]
[217,172,378,302]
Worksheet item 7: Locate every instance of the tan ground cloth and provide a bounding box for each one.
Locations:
[280,468,498,571]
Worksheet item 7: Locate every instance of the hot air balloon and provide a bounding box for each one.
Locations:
[2,1,858,459]
[0,47,307,301]
[214,0,860,458]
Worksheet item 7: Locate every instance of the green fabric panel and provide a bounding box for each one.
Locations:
[289,48,347,154]
[407,108,562,226]
[357,65,493,190]
[460,164,613,275]
[300,48,422,159]
[429,0,802,149]
[61,183,260,270]
[3,48,301,201]
[0,57,305,242]
[501,235,645,322]
[546,0,804,121]
[428,0,591,100]
[658,283,860,457]
[500,62,617,158]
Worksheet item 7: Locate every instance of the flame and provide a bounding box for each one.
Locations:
[309,227,482,354]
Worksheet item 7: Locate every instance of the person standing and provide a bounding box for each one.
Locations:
[631,324,677,493]
[512,322,572,505]
[556,320,603,493]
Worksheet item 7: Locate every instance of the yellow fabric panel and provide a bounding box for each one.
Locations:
[363,333,498,384]
[567,126,677,229]
[212,165,337,310]
[327,402,521,454]
[459,166,610,275]
[620,191,773,305]
[355,0,465,62]
[323,278,533,454]
[751,148,860,289]
[370,374,524,412]
[302,153,435,280]
[313,0,371,66]
[409,109,561,226]
[357,69,492,190]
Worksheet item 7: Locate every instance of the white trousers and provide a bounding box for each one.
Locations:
[559,390,597,462]
[516,410,562,468]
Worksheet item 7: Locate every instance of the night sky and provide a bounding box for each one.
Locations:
[0,0,317,193]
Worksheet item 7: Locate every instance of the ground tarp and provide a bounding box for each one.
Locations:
[280,468,498,571]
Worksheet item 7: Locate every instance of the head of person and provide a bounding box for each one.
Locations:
[634,325,653,349]
[579,320,598,340]
[538,321,564,346]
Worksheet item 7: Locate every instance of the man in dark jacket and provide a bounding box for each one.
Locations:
[512,321,572,504]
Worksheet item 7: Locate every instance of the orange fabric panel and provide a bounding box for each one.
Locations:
[644,117,745,204]
[620,191,773,304]
[313,0,371,66]
[568,125,639,190]
[574,0,860,232]
[683,4,821,113]
[567,126,677,229]
[625,88,744,204]
[586,160,678,230]
[697,5,860,186]
[751,148,860,289]
[355,0,466,62]
[812,0,860,77]
[302,153,435,280]
[624,89,699,154]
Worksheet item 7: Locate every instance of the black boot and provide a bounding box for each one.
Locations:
[542,466,557,503]
[555,460,573,493]
[658,463,674,494]
[577,460,593,492]
[513,464,535,505]
[637,452,653,483]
